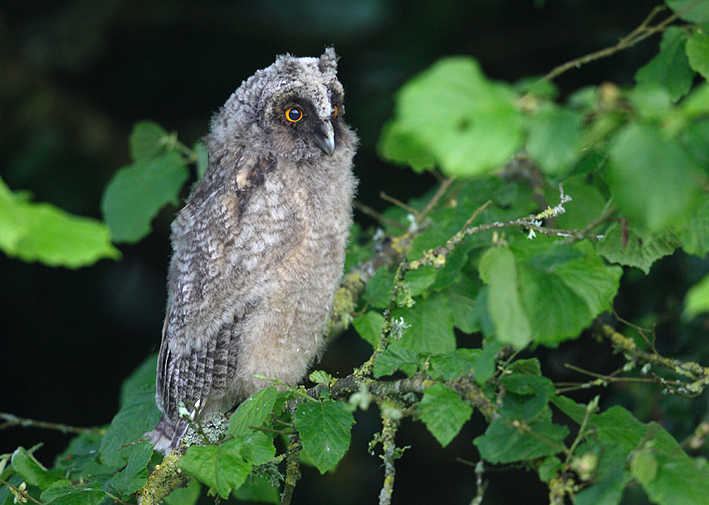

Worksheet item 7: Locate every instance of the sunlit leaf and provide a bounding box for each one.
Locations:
[380,57,523,176]
[101,151,189,243]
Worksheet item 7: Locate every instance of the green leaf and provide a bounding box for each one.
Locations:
[472,338,501,385]
[240,431,278,466]
[574,462,627,505]
[405,266,438,297]
[99,388,161,467]
[363,267,394,309]
[164,480,201,505]
[380,57,523,176]
[0,178,24,254]
[481,240,622,347]
[666,0,709,23]
[227,387,278,439]
[106,442,152,500]
[538,456,563,482]
[686,30,709,79]
[682,118,709,165]
[353,311,386,348]
[636,27,694,101]
[391,291,455,353]
[446,281,479,334]
[526,103,584,175]
[474,406,567,464]
[11,447,62,489]
[373,346,420,378]
[498,374,556,420]
[678,196,709,256]
[596,224,679,274]
[683,273,709,320]
[0,177,120,268]
[129,120,170,162]
[479,246,532,347]
[554,176,608,232]
[517,241,623,346]
[53,431,109,480]
[608,123,706,232]
[681,82,709,119]
[475,371,565,463]
[429,348,481,381]
[569,405,709,505]
[636,444,709,505]
[40,483,106,505]
[630,445,658,484]
[309,370,333,386]
[295,400,355,474]
[627,85,673,121]
[101,151,189,243]
[180,439,252,499]
[233,474,279,504]
[378,120,437,173]
[119,353,157,408]
[418,384,472,447]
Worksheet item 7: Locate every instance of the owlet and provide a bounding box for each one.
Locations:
[147,48,357,454]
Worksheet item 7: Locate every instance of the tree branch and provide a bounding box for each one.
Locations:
[0,413,104,436]
[538,2,703,84]
[598,321,709,396]
[377,415,400,505]
[279,433,302,505]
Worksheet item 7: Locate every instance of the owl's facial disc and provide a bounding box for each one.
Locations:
[313,120,335,158]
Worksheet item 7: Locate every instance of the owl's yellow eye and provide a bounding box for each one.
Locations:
[333,105,338,118]
[285,106,304,123]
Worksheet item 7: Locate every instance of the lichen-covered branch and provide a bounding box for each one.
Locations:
[280,433,302,505]
[136,447,190,505]
[377,415,399,505]
[598,322,709,396]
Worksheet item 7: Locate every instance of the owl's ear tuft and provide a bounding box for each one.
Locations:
[319,47,338,74]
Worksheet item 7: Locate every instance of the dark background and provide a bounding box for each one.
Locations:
[0,1,687,504]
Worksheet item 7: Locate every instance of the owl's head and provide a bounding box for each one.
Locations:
[210,48,353,162]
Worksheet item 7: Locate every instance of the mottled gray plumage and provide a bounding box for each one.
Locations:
[147,49,357,454]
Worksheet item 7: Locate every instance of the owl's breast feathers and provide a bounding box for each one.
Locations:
[156,147,354,425]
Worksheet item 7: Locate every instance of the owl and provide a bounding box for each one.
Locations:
[147,48,357,454]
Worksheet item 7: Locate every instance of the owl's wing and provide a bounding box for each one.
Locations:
[154,153,297,428]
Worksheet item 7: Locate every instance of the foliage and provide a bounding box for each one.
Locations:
[0,177,119,268]
[3,2,709,505]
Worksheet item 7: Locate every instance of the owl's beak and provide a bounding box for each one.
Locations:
[314,120,336,158]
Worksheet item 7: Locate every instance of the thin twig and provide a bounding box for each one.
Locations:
[598,322,709,396]
[538,2,702,84]
[419,177,456,220]
[380,192,418,215]
[0,413,103,435]
[469,461,487,505]
[0,479,44,505]
[353,200,407,229]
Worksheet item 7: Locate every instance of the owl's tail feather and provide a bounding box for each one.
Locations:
[146,416,189,455]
